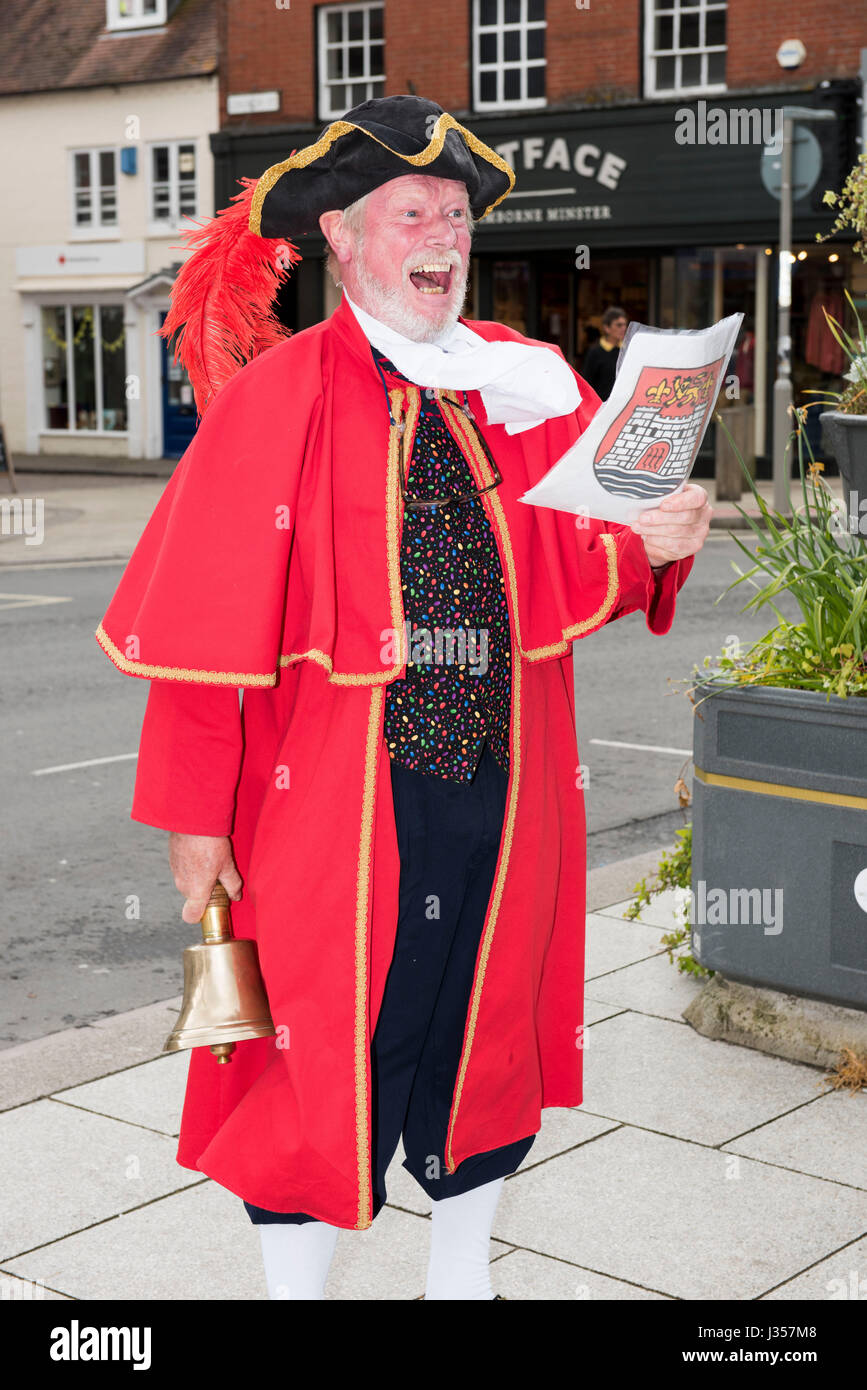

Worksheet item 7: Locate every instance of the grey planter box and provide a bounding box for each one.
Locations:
[820,410,867,535]
[691,683,867,1010]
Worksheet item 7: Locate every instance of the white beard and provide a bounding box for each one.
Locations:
[351,246,470,344]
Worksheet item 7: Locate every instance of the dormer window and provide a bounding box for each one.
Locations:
[106,0,167,31]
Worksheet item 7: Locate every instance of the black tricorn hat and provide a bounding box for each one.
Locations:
[248,95,515,239]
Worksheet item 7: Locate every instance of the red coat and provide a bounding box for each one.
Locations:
[97,296,694,1228]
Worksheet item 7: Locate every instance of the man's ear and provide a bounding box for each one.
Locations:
[319,209,352,266]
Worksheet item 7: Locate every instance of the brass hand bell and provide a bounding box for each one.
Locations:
[164,882,276,1063]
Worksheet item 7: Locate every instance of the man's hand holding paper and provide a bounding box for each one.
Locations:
[632,481,713,567]
[520,313,743,527]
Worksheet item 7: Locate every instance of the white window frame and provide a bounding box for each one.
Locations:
[147,139,198,234]
[317,3,385,121]
[69,148,119,237]
[644,0,727,99]
[473,0,546,113]
[106,0,166,31]
[39,299,129,437]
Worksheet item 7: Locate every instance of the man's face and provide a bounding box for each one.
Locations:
[607,315,628,345]
[323,174,473,342]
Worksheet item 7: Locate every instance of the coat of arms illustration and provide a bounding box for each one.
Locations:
[593,357,725,501]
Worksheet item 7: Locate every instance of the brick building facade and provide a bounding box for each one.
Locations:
[214,0,865,468]
[218,0,863,125]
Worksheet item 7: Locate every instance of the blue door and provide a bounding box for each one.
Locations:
[160,311,198,458]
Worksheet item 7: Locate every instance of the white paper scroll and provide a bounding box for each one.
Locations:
[519,313,744,524]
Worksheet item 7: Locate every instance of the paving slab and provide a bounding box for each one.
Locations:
[1,1175,511,1301]
[761,1235,867,1301]
[584,998,628,1025]
[723,1090,867,1191]
[0,1099,201,1259]
[585,912,667,981]
[330,1211,513,1301]
[586,849,675,915]
[598,888,687,931]
[579,1010,829,1145]
[3,1180,264,1300]
[0,998,183,1112]
[586,950,707,1022]
[56,1052,190,1137]
[490,1246,672,1300]
[383,1107,621,1216]
[0,1273,71,1301]
[494,1126,867,1301]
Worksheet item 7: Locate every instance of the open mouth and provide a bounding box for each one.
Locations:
[408,262,454,295]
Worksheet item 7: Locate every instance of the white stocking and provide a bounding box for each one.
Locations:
[258,1220,340,1300]
[424,1175,505,1300]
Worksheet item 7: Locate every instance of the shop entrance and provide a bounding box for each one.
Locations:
[470,253,652,371]
[160,310,197,458]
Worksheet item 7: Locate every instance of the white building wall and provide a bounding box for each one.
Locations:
[0,75,218,460]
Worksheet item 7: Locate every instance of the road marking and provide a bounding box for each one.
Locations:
[32,752,138,776]
[589,738,692,756]
[0,592,73,611]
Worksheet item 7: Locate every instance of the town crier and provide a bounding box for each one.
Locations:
[95,95,710,1300]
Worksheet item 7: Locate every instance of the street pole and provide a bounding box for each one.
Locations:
[773,114,793,514]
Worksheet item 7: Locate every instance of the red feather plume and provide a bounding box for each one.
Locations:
[158,176,301,415]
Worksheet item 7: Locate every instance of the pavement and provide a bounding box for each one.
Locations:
[1,870,864,1302]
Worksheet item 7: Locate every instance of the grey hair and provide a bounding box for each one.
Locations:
[323,190,476,284]
[324,190,373,284]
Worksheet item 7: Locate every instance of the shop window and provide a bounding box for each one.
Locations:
[491,261,531,334]
[41,305,128,434]
[644,0,727,98]
[71,149,118,230]
[473,0,546,112]
[317,3,385,120]
[106,0,167,29]
[149,142,197,230]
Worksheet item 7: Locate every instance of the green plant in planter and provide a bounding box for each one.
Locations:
[693,416,867,701]
[623,823,711,978]
[628,416,867,969]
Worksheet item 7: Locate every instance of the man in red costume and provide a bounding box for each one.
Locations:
[96,96,711,1300]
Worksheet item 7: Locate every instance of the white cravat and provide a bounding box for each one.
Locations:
[343,291,580,434]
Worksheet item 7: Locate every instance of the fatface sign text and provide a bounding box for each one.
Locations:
[493,136,628,190]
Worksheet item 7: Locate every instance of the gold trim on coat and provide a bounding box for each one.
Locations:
[280,385,419,686]
[435,397,523,1173]
[249,113,516,236]
[354,685,385,1229]
[95,622,277,687]
[99,387,422,694]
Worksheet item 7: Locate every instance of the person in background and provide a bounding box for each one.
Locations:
[581,306,628,400]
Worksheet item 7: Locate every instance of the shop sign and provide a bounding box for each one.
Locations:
[487,134,626,228]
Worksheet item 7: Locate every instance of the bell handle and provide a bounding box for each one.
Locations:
[200,880,233,945]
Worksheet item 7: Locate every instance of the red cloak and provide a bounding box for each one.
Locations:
[96,296,694,1228]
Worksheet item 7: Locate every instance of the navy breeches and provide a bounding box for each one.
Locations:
[244,741,536,1226]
